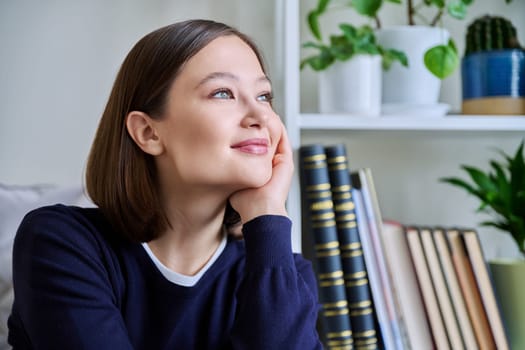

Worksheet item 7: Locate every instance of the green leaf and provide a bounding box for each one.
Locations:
[381,49,408,70]
[339,23,358,41]
[447,1,467,20]
[300,44,335,71]
[307,10,322,40]
[351,0,382,17]
[329,34,354,60]
[385,0,401,3]
[440,177,480,197]
[463,165,498,193]
[428,0,445,8]
[316,0,331,13]
[300,53,335,71]
[302,41,325,50]
[424,40,459,79]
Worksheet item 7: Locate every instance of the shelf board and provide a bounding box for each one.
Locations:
[299,114,525,131]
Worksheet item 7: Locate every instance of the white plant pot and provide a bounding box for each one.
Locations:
[318,55,381,116]
[375,26,450,106]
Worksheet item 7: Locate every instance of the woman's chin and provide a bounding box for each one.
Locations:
[240,172,271,189]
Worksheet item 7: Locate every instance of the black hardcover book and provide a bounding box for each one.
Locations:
[325,144,379,350]
[299,144,353,350]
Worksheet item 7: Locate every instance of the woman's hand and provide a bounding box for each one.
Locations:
[229,122,294,224]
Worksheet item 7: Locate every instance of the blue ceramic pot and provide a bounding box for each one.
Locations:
[462,49,525,99]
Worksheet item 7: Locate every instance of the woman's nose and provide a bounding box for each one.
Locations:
[240,101,270,128]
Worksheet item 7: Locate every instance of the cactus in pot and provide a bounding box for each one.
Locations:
[465,15,522,55]
[461,14,525,114]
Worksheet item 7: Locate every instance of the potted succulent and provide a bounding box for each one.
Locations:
[461,15,525,115]
[440,140,525,349]
[300,0,407,115]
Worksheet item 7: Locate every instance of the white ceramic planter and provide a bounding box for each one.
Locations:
[375,26,450,106]
[318,55,382,116]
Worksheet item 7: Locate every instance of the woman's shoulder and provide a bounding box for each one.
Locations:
[21,203,106,233]
[15,204,117,257]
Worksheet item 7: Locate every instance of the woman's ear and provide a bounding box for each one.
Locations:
[125,111,163,156]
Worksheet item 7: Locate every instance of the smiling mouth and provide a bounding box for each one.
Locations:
[231,138,269,155]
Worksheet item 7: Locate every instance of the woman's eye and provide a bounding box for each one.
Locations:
[211,89,233,99]
[257,92,273,103]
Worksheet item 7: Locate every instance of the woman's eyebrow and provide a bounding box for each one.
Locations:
[196,72,238,88]
[196,72,271,88]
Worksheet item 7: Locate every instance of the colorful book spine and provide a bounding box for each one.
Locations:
[299,144,353,350]
[325,144,379,350]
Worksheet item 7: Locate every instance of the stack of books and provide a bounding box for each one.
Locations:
[299,143,510,350]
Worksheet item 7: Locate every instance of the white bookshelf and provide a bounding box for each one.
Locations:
[278,0,525,253]
[299,114,525,131]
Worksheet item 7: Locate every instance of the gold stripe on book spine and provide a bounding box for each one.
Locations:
[346,271,366,279]
[326,155,346,164]
[324,308,350,317]
[318,270,344,279]
[306,183,331,191]
[326,330,353,338]
[310,200,333,211]
[341,242,361,250]
[328,164,348,171]
[341,250,363,259]
[323,300,349,309]
[346,279,369,287]
[354,330,377,338]
[328,339,354,350]
[311,212,335,220]
[335,202,355,211]
[350,300,372,308]
[303,154,326,162]
[331,184,352,192]
[315,241,340,250]
[319,279,345,287]
[336,213,356,221]
[350,308,373,317]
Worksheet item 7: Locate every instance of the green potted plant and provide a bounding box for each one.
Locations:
[440,140,525,349]
[461,15,524,115]
[373,0,481,107]
[300,0,407,115]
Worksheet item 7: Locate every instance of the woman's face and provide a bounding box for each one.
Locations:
[153,35,281,194]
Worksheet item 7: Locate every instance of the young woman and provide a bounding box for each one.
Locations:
[8,19,322,349]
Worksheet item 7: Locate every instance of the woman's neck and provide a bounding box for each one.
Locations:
[147,193,228,276]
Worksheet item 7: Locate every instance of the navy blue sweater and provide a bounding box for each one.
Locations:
[8,205,322,349]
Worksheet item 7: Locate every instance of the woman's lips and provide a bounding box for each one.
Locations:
[231,138,269,155]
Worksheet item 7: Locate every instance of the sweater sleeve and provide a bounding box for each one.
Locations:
[230,215,323,350]
[9,206,134,350]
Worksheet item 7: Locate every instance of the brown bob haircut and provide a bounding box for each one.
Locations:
[85,19,267,242]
